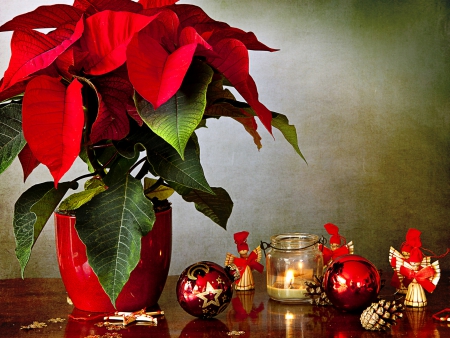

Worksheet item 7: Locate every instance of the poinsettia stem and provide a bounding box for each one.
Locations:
[60,77,71,86]
[214,98,252,109]
[101,150,118,168]
[0,98,22,108]
[71,173,96,183]
[79,81,107,177]
[92,143,114,149]
[85,145,105,177]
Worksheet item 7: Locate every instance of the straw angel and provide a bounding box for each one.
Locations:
[389,228,429,294]
[225,231,264,291]
[390,246,440,307]
[319,223,354,267]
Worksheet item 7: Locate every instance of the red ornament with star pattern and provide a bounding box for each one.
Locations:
[176,261,237,318]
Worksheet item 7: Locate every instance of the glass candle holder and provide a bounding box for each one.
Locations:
[265,233,323,303]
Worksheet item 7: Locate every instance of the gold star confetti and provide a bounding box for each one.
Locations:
[85,334,123,338]
[48,317,66,323]
[95,322,125,331]
[20,321,47,330]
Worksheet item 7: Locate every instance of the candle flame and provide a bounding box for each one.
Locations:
[285,311,294,320]
[285,270,294,289]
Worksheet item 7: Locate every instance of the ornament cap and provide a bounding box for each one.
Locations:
[225,263,241,282]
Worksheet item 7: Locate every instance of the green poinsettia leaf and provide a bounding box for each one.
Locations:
[144,177,174,201]
[146,134,213,194]
[103,150,140,187]
[271,112,306,162]
[79,144,118,174]
[13,181,71,277]
[59,176,107,211]
[181,187,233,229]
[167,180,192,196]
[119,126,213,194]
[78,147,95,173]
[206,102,263,149]
[95,143,121,168]
[189,130,200,154]
[84,176,105,189]
[135,60,214,159]
[0,103,26,175]
[196,119,207,129]
[113,137,139,159]
[58,185,107,211]
[216,101,305,160]
[75,174,155,307]
[205,102,248,118]
[206,76,236,105]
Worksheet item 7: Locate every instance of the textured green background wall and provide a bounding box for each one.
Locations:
[0,0,449,279]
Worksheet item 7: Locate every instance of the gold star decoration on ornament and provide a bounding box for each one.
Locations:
[196,282,223,308]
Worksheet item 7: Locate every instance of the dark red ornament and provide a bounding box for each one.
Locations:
[176,261,237,318]
[323,254,381,312]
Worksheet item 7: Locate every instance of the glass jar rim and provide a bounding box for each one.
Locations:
[271,232,319,242]
[268,233,321,250]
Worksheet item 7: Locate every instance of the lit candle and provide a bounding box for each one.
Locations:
[266,284,307,300]
[285,269,294,289]
[267,270,307,301]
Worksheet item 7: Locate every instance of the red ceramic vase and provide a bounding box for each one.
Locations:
[54,208,172,312]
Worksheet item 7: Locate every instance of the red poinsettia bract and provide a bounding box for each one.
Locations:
[22,76,84,187]
[0,0,277,186]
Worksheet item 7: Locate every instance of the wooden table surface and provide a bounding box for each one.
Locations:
[1,272,449,337]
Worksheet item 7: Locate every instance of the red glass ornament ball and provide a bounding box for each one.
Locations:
[323,254,381,312]
[176,261,234,318]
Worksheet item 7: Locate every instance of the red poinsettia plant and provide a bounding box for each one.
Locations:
[0,0,304,305]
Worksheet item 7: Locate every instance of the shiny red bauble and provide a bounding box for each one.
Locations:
[323,254,381,312]
[176,261,235,318]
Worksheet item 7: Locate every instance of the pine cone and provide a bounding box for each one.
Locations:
[305,275,332,306]
[360,299,404,331]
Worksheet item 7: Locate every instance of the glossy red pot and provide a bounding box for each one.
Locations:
[55,208,172,312]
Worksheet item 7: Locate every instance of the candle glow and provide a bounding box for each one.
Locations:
[267,269,308,301]
[285,270,294,289]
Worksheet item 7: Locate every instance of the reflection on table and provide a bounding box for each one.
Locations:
[0,272,449,337]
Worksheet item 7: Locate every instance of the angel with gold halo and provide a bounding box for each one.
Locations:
[319,223,354,267]
[225,231,264,291]
[390,246,440,307]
